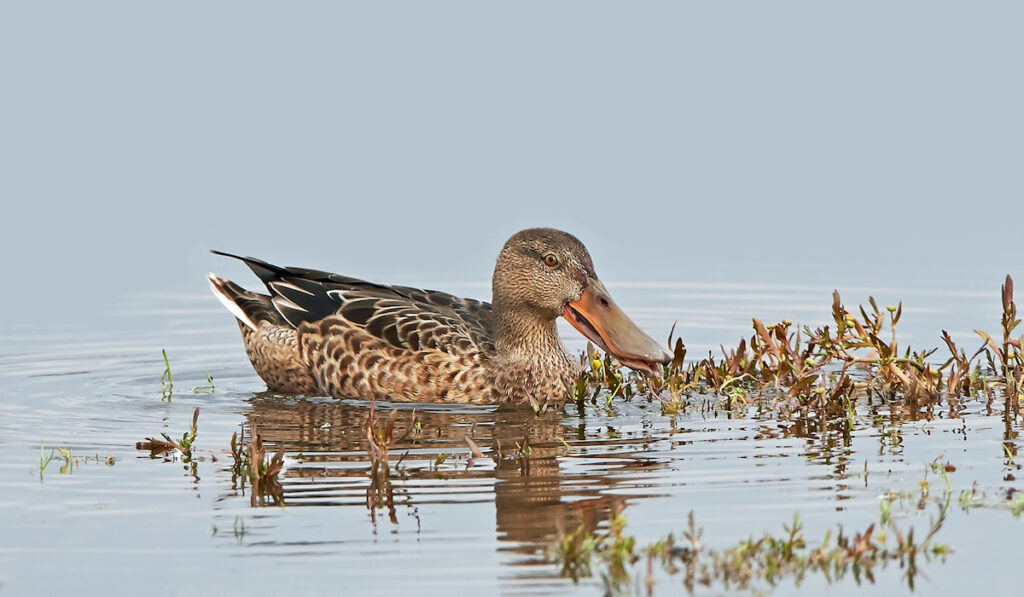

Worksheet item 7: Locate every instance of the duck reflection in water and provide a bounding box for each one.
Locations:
[235,396,666,554]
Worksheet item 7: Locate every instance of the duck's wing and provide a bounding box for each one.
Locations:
[212,251,495,356]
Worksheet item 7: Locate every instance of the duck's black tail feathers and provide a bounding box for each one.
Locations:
[207,272,285,331]
[209,250,294,287]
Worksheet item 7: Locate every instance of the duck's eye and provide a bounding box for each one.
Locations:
[543,253,559,267]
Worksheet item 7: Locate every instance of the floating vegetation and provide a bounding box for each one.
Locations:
[39,446,77,476]
[137,405,198,462]
[192,371,216,394]
[554,506,637,594]
[578,275,1023,424]
[39,443,115,479]
[552,493,952,594]
[544,278,1024,592]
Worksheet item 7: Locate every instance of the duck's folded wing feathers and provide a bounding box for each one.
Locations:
[212,251,495,357]
[330,290,495,356]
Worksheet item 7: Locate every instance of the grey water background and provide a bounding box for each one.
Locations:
[1,2,1022,595]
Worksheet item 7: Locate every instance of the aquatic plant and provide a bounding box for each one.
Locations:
[229,428,246,482]
[248,424,284,507]
[136,407,199,463]
[554,506,636,590]
[39,443,54,477]
[160,349,173,400]
[55,447,77,475]
[158,349,216,395]
[192,371,216,394]
[364,402,419,522]
[573,343,632,408]
[39,445,114,479]
[552,500,951,594]
[229,423,285,507]
[493,426,536,476]
[579,275,1024,426]
[364,401,418,465]
[138,405,201,485]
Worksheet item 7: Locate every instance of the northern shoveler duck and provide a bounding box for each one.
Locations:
[208,228,670,406]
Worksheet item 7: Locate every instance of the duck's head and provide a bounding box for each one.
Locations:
[492,228,671,374]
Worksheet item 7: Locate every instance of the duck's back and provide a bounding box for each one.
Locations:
[210,254,500,403]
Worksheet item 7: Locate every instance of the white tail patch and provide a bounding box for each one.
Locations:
[208,273,258,331]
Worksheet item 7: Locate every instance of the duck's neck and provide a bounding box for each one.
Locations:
[490,302,579,405]
[491,299,573,365]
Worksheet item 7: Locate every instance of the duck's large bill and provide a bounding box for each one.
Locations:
[563,277,671,375]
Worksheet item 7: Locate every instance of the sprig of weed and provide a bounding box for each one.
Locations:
[136,407,199,462]
[38,445,78,476]
[160,349,173,400]
[192,371,215,394]
[55,447,77,474]
[228,422,285,507]
[39,442,54,477]
[364,401,419,466]
[249,424,284,507]
[362,402,420,521]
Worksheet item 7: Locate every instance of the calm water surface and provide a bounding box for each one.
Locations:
[4,1,1021,594]
[0,275,1020,595]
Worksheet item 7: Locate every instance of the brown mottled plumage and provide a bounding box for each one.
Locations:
[209,228,670,406]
